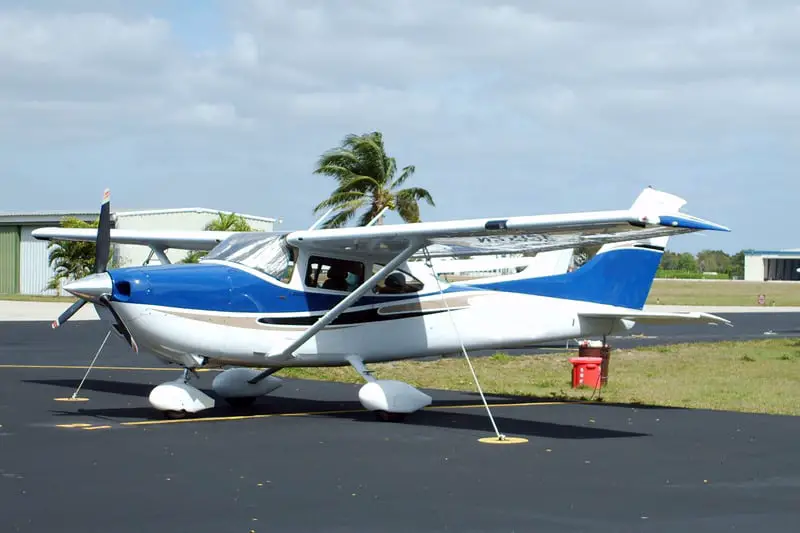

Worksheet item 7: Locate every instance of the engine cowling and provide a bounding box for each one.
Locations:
[358,380,432,413]
[211,368,283,399]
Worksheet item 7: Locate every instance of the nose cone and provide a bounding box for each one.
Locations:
[63,272,112,301]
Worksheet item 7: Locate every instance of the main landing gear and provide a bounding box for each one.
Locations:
[347,356,432,422]
[145,358,428,422]
[148,367,284,419]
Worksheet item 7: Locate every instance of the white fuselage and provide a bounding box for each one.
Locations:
[103,289,632,369]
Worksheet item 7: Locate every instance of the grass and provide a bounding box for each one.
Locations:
[280,339,800,416]
[646,279,800,306]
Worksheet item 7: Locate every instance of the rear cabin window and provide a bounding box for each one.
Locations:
[372,264,424,294]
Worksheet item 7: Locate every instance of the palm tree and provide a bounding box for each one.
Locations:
[181,212,253,263]
[47,216,112,293]
[313,131,435,228]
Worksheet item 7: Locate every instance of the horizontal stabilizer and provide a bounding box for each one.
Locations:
[580,310,732,326]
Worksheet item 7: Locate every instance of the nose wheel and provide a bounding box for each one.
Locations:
[149,366,215,418]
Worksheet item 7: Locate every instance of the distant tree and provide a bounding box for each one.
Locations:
[658,250,681,271]
[312,131,435,228]
[676,252,699,272]
[726,251,745,279]
[696,250,732,273]
[181,212,253,263]
[47,217,112,292]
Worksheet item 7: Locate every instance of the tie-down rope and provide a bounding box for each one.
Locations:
[422,246,505,441]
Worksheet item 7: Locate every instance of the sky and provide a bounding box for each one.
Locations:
[1,0,798,254]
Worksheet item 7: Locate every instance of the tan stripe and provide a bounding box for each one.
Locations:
[377,294,476,315]
[159,292,485,330]
[158,310,309,331]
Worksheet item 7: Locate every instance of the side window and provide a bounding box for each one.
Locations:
[305,256,365,292]
[372,264,424,294]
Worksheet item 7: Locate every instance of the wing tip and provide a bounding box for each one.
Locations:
[657,214,730,233]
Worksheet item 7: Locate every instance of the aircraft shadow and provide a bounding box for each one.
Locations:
[26,378,153,398]
[34,378,648,440]
[458,391,687,412]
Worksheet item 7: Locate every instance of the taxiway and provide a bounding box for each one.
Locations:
[1,318,800,532]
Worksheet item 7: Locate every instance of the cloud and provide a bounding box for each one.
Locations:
[0,1,798,252]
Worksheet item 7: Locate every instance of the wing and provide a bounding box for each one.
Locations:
[580,309,733,326]
[286,188,729,261]
[31,227,245,251]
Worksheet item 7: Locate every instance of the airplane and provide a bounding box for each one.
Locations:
[406,248,575,280]
[32,186,731,421]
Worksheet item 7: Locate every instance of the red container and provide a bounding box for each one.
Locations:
[568,356,603,389]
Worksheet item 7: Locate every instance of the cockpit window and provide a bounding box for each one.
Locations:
[205,233,295,283]
[305,256,365,292]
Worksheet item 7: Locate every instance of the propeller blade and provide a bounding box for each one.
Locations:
[95,188,112,274]
[52,299,87,329]
[99,294,138,353]
[53,189,112,329]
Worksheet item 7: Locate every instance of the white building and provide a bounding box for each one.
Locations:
[112,208,276,267]
[0,208,276,296]
[744,249,800,282]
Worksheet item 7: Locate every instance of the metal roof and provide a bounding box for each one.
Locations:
[115,207,276,223]
[0,211,98,225]
[744,249,800,257]
[0,208,276,225]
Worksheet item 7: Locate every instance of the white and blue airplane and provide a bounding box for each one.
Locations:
[32,187,731,420]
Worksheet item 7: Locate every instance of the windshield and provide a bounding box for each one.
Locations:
[205,233,293,282]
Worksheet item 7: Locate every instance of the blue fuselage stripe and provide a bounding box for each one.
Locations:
[108,263,471,314]
[107,246,662,314]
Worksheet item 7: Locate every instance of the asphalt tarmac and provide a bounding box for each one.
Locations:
[2,319,800,532]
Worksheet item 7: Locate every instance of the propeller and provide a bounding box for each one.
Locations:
[51,189,112,328]
[51,189,137,351]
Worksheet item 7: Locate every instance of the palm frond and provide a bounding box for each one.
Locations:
[322,199,366,228]
[342,133,388,185]
[314,152,361,177]
[313,164,362,183]
[395,193,421,223]
[313,190,365,213]
[390,165,416,190]
[396,186,435,207]
[337,175,382,193]
[384,156,397,184]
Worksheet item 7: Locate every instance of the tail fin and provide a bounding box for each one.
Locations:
[472,188,686,310]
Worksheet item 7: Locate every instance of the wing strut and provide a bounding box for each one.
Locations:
[263,241,422,364]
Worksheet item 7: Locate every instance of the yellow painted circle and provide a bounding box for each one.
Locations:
[478,436,528,444]
[54,397,89,402]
